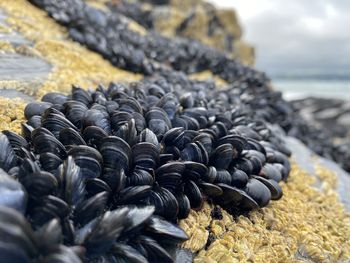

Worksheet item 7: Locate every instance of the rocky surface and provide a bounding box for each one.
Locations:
[291,97,350,171]
[107,0,255,66]
[0,0,349,262]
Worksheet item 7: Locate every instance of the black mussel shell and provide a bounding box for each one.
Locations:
[244,178,272,208]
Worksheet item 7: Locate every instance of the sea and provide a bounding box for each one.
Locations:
[271,79,350,101]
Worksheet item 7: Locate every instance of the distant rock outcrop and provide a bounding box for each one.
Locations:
[108,0,255,66]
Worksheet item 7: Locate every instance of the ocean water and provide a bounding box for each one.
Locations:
[272,79,350,101]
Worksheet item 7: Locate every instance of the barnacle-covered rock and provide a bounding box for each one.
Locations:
[0,0,350,262]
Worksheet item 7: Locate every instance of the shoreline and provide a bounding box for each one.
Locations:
[273,79,350,101]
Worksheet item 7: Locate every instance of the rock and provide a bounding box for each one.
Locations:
[108,0,255,65]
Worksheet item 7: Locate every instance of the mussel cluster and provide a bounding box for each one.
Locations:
[0,74,291,262]
[27,0,348,173]
[28,0,264,83]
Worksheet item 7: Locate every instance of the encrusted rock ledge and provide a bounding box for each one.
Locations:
[0,1,349,262]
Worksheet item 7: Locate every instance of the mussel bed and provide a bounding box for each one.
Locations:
[0,72,292,262]
[26,0,346,173]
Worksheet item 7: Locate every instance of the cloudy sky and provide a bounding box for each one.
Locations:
[210,0,350,77]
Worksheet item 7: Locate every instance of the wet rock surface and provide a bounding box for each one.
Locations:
[0,9,51,99]
[0,53,51,81]
[0,10,30,46]
[291,97,350,172]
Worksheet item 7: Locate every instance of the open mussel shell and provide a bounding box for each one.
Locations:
[116,97,143,114]
[193,133,213,155]
[114,118,137,146]
[75,207,129,255]
[21,123,34,142]
[215,134,247,156]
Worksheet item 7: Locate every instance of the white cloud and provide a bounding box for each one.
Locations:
[209,0,350,75]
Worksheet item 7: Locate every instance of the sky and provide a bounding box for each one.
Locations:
[209,0,350,77]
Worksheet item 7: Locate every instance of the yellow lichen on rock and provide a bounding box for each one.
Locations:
[182,162,350,262]
[0,40,15,53]
[0,97,26,133]
[0,0,142,99]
